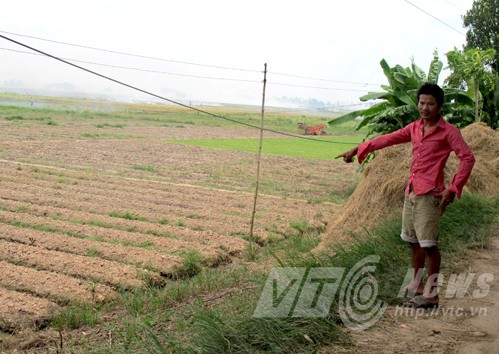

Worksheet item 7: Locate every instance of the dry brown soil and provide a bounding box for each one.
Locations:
[0,108,351,337]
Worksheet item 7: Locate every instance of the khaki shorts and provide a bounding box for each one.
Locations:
[401,191,441,248]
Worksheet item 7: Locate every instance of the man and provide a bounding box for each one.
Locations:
[336,83,475,308]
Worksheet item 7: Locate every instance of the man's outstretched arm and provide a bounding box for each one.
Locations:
[336,124,412,164]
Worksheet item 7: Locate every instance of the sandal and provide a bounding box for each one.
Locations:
[403,296,438,309]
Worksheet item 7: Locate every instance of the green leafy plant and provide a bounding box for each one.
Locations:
[445,47,496,124]
[329,51,475,139]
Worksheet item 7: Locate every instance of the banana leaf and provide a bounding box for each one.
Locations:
[359,91,388,101]
[428,54,443,83]
[393,87,417,107]
[328,110,363,126]
[328,102,389,126]
[411,60,427,83]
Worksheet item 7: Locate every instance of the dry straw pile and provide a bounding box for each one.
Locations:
[318,122,499,251]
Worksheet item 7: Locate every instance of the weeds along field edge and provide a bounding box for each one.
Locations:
[47,194,498,353]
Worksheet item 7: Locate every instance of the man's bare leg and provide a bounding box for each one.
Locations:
[423,245,440,303]
[407,242,426,295]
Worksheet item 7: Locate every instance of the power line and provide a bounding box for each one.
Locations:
[0,34,360,146]
[0,29,383,87]
[0,46,374,93]
[402,0,465,36]
[269,72,379,86]
[443,0,463,12]
[271,82,368,93]
[0,47,261,84]
[0,30,261,74]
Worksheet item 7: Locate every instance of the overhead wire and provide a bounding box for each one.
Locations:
[269,71,379,86]
[271,82,368,93]
[0,29,383,88]
[0,34,361,146]
[0,46,376,93]
[402,0,466,36]
[0,47,261,84]
[443,0,463,12]
[0,30,261,74]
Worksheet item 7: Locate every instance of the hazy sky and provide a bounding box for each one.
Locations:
[0,0,474,107]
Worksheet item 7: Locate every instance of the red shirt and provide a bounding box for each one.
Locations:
[357,117,475,199]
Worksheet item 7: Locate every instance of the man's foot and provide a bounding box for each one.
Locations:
[403,295,438,309]
[405,285,424,298]
[406,289,423,298]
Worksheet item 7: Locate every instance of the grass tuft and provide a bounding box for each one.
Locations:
[174,250,202,279]
[52,304,99,330]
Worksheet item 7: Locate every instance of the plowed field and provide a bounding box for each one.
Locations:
[0,103,355,332]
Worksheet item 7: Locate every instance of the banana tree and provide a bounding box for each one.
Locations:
[445,47,496,123]
[330,51,475,138]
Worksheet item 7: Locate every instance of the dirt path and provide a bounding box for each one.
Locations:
[322,234,499,353]
[455,236,499,353]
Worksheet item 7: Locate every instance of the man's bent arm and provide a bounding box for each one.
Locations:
[447,129,475,199]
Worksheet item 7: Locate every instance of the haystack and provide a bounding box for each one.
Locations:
[316,122,499,252]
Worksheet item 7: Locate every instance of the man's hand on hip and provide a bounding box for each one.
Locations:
[436,189,456,214]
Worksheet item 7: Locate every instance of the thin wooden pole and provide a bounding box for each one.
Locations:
[248,63,267,258]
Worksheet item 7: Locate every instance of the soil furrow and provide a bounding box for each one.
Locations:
[0,261,116,304]
[0,208,233,265]
[0,182,273,237]
[0,163,332,219]
[0,287,60,333]
[0,223,184,277]
[0,138,351,201]
[0,197,248,254]
[0,239,148,288]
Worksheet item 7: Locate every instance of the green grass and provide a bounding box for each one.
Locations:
[108,210,147,221]
[45,119,58,126]
[174,250,203,279]
[1,93,368,142]
[52,304,99,330]
[48,194,498,353]
[132,164,160,173]
[85,247,103,257]
[4,115,25,120]
[95,123,126,128]
[80,132,143,139]
[168,136,363,160]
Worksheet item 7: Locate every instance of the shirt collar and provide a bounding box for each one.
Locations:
[436,116,445,128]
[416,116,444,128]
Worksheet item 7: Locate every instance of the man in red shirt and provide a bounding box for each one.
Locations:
[336,83,475,308]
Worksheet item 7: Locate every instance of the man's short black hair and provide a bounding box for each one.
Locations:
[417,82,444,108]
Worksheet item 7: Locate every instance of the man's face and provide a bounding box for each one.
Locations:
[418,94,440,121]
